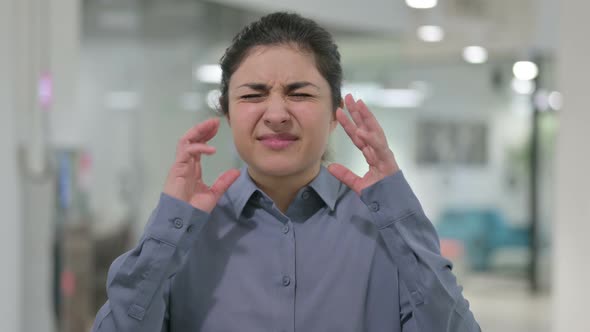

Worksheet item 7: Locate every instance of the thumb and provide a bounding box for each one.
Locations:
[327,163,361,194]
[210,169,241,199]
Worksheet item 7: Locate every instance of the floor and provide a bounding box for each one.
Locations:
[463,273,551,332]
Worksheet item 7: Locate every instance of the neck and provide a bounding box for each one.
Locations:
[248,164,321,213]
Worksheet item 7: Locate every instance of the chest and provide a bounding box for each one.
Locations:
[168,207,401,331]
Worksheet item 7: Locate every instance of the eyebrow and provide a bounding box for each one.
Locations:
[237,81,320,92]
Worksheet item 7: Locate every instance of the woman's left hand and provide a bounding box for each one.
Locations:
[328,94,400,195]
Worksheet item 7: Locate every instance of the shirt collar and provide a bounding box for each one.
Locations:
[225,166,260,220]
[307,165,341,212]
[225,165,342,219]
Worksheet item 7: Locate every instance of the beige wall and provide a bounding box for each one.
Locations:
[0,0,79,330]
[554,0,590,331]
[0,0,22,330]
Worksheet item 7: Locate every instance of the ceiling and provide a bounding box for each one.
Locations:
[207,0,559,64]
[84,0,559,75]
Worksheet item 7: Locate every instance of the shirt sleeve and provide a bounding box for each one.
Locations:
[360,171,481,332]
[91,193,210,332]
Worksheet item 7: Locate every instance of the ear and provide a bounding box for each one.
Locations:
[329,112,338,133]
[225,113,231,127]
[329,99,344,133]
[222,97,232,127]
[329,120,337,134]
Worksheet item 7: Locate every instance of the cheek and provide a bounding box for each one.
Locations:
[229,105,262,135]
[299,111,334,141]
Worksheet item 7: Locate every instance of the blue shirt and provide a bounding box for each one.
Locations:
[92,166,480,331]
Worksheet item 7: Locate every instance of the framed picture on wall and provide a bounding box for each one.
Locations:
[415,119,488,166]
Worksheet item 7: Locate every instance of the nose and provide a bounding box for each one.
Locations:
[262,94,290,128]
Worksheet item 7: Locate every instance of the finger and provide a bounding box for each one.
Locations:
[327,163,362,194]
[336,108,366,149]
[357,129,396,163]
[357,130,398,173]
[344,94,357,112]
[356,100,391,149]
[345,95,367,130]
[357,129,388,153]
[356,99,385,137]
[210,169,241,198]
[359,144,379,166]
[335,108,357,136]
[169,162,192,177]
[344,94,360,125]
[175,143,216,163]
[350,108,366,131]
[180,118,220,145]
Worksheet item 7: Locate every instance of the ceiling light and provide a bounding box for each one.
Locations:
[513,61,539,81]
[195,65,222,84]
[342,82,425,108]
[375,89,424,108]
[406,0,438,9]
[462,46,488,64]
[417,25,444,42]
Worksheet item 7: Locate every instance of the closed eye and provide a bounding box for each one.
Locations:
[241,94,264,100]
[289,93,313,100]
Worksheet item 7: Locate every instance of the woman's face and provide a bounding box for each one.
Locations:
[227,45,337,179]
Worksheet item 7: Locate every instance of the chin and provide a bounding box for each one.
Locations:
[248,156,318,178]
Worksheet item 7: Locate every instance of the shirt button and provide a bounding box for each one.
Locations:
[282,276,291,287]
[282,225,290,234]
[301,190,311,200]
[172,218,184,229]
[186,224,193,233]
[369,202,380,212]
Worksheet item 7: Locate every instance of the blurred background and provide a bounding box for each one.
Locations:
[1,0,588,331]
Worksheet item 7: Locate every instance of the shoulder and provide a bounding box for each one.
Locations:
[333,184,374,221]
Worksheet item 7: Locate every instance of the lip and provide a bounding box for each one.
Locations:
[257,133,298,150]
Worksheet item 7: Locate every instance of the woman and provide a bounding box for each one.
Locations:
[92,12,480,332]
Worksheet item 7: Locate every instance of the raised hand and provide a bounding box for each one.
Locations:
[328,94,400,195]
[163,118,240,213]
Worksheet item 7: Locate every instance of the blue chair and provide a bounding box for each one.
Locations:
[436,208,530,271]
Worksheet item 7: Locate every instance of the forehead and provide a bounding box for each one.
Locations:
[229,45,327,88]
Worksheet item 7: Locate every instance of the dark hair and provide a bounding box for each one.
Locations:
[218,12,343,115]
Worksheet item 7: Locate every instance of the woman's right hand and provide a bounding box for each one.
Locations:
[163,118,240,213]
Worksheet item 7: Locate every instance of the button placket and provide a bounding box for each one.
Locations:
[282,276,291,287]
[276,206,296,330]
